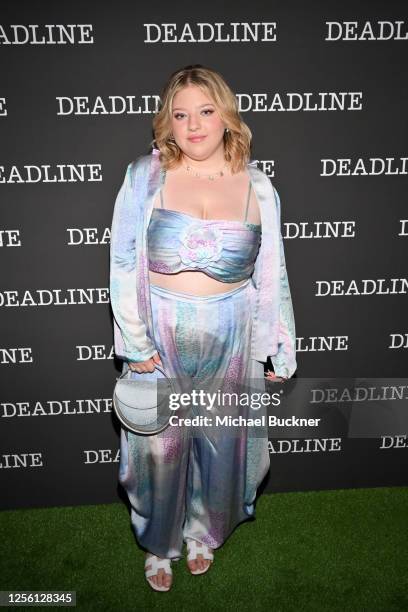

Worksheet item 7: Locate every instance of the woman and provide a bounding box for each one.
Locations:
[110,64,297,592]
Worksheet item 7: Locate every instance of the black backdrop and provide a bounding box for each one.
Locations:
[1,0,407,510]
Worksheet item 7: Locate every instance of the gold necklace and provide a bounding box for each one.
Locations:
[183,162,227,180]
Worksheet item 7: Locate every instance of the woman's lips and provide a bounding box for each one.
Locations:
[188,135,206,142]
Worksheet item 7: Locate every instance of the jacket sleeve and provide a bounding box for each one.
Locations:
[109,163,157,363]
[270,185,297,378]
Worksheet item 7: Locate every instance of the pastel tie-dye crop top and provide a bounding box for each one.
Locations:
[147,180,262,283]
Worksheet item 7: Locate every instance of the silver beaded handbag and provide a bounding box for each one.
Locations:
[113,363,174,435]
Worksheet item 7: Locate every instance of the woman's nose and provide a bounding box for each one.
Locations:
[188,114,200,131]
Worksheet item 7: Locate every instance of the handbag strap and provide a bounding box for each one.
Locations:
[118,363,169,381]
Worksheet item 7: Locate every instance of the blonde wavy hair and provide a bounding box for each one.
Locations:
[150,64,252,174]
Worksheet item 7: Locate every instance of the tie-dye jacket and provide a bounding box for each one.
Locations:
[109,149,297,378]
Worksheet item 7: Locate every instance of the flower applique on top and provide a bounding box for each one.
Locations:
[178,222,224,269]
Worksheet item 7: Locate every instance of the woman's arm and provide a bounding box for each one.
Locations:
[109,163,157,363]
[269,185,297,379]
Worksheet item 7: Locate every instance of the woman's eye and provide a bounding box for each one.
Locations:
[173,109,214,120]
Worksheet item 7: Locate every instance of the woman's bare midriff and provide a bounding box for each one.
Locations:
[149,269,247,295]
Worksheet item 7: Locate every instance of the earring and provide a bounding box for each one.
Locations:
[224,128,229,133]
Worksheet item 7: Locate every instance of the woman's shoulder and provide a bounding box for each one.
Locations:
[247,159,280,203]
[129,150,157,171]
[125,150,160,184]
[246,158,274,186]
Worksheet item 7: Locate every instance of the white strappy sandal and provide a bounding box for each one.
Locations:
[144,554,173,592]
[186,539,214,575]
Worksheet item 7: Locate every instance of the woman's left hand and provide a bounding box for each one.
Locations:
[264,369,288,383]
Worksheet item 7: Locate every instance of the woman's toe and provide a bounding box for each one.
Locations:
[158,569,165,588]
[164,573,172,588]
[148,575,157,588]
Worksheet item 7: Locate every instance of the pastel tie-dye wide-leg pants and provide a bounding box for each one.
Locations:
[118,278,270,560]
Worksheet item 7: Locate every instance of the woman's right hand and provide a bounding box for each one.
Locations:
[128,352,162,373]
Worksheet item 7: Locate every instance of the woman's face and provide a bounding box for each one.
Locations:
[170,84,226,163]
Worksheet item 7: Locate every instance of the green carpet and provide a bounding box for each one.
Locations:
[1,487,407,611]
